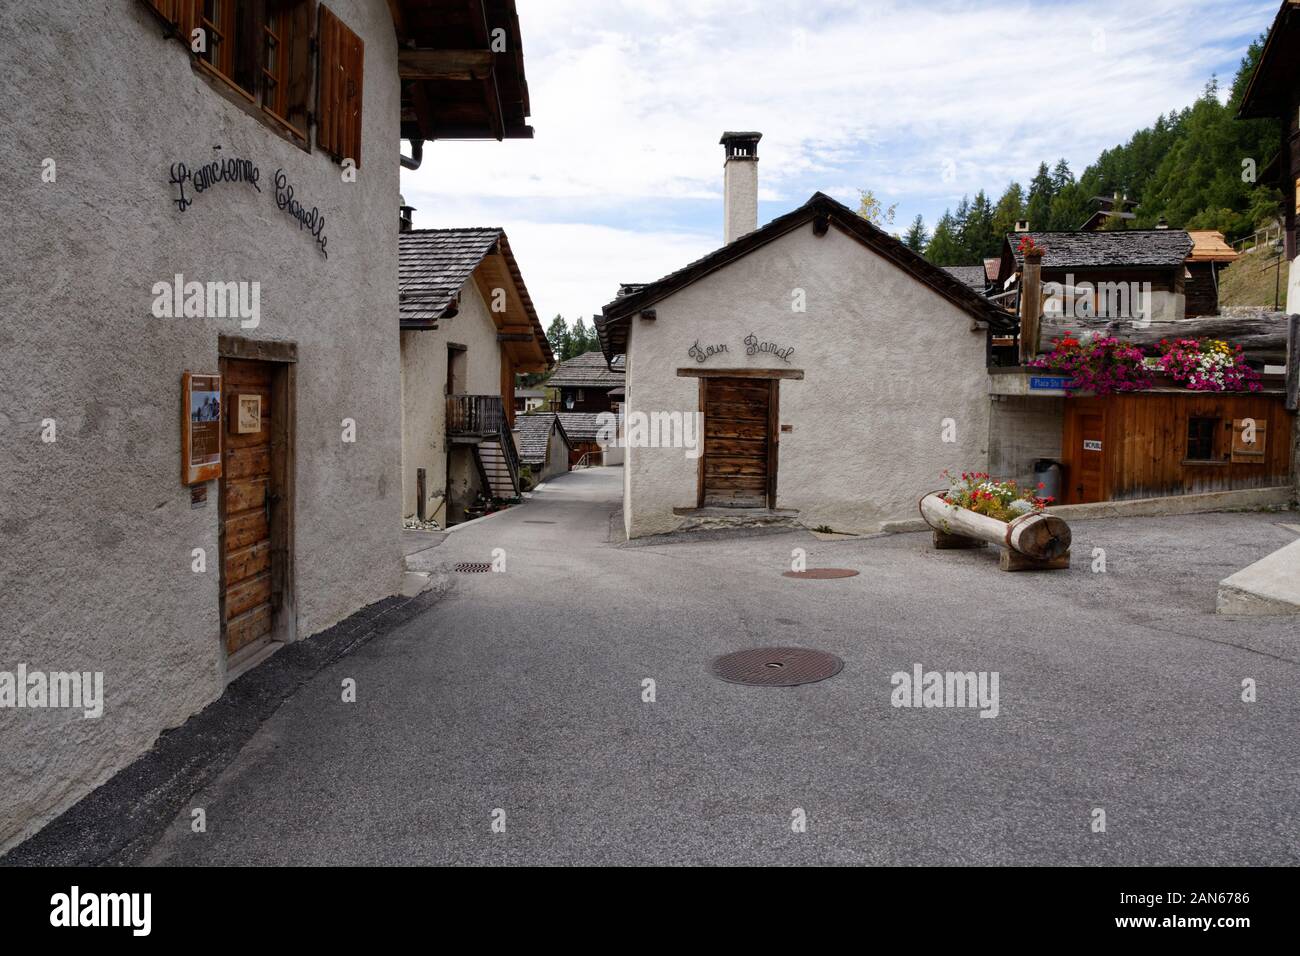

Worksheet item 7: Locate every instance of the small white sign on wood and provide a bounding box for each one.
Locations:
[1083,440,1103,452]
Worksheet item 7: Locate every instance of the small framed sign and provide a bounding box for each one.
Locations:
[183,371,223,485]
[1083,439,1103,452]
[235,393,262,434]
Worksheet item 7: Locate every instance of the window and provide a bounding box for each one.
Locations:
[1186,417,1218,462]
[139,0,319,146]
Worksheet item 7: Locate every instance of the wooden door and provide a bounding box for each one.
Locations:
[1073,411,1107,503]
[220,359,277,657]
[702,377,775,508]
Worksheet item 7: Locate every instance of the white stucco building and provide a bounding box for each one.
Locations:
[597,134,1015,539]
[0,0,532,851]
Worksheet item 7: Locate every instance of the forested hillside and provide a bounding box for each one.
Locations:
[919,37,1282,266]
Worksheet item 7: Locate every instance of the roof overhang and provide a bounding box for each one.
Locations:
[471,234,553,372]
[596,192,1017,357]
[390,0,533,143]
[1238,1,1300,119]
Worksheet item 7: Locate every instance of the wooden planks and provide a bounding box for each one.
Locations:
[220,357,277,657]
[702,377,771,508]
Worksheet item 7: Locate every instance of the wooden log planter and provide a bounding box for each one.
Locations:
[919,492,1072,572]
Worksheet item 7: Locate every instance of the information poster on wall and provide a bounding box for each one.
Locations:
[183,371,223,485]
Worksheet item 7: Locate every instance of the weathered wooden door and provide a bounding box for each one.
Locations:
[702,377,776,508]
[1074,412,1106,503]
[219,359,278,657]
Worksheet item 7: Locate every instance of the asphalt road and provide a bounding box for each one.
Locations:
[144,468,1300,865]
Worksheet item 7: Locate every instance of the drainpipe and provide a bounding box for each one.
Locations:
[400,138,424,170]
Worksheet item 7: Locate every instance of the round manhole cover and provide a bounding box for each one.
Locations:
[782,568,860,579]
[454,562,493,573]
[712,647,844,686]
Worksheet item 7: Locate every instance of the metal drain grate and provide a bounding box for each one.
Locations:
[782,568,860,579]
[454,562,493,573]
[712,647,844,686]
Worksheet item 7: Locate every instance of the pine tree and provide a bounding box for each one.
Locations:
[991,183,1026,247]
[903,214,929,253]
[924,212,966,266]
[545,315,570,361]
[1025,163,1054,232]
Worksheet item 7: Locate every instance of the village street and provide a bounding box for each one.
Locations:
[124,468,1300,866]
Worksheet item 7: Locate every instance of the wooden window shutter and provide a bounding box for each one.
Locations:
[1230,419,1267,463]
[317,5,364,167]
[281,0,317,140]
[140,0,193,34]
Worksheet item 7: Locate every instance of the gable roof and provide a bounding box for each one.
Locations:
[513,412,570,465]
[399,228,500,326]
[555,412,605,443]
[398,227,553,367]
[943,265,988,293]
[596,192,1016,356]
[1238,1,1300,119]
[1002,230,1193,270]
[546,350,625,388]
[1187,230,1240,263]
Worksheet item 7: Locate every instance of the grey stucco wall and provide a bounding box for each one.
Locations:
[988,396,1065,488]
[623,222,992,537]
[0,0,402,850]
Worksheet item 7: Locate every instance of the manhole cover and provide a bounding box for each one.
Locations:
[782,568,860,579]
[712,647,844,686]
[454,562,493,573]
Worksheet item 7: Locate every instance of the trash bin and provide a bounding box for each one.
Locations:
[1033,459,1062,503]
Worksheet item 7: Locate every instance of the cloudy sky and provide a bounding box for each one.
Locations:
[400,0,1277,325]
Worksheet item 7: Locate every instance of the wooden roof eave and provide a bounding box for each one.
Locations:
[1237,1,1300,119]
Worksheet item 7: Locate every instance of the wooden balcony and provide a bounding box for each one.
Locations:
[446,393,507,437]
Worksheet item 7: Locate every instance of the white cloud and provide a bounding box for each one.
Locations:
[401,0,1277,323]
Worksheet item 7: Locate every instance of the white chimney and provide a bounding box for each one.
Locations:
[720,131,761,244]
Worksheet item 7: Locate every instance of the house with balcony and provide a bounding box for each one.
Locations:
[399,225,553,525]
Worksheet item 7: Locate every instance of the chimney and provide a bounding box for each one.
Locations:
[1015,219,1031,233]
[1156,216,1169,230]
[399,194,415,233]
[720,131,761,244]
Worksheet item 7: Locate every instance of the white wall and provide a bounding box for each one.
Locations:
[0,0,401,850]
[400,276,505,521]
[623,222,991,538]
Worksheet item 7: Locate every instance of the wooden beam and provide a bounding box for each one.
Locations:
[398,49,493,81]
[497,333,535,342]
[677,368,804,380]
[1041,312,1292,362]
[1287,313,1299,413]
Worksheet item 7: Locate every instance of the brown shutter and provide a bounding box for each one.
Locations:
[1230,419,1267,463]
[140,0,193,33]
[282,0,317,141]
[317,5,364,167]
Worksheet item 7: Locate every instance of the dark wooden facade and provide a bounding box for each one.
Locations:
[1184,261,1221,318]
[1238,0,1300,260]
[1060,392,1294,504]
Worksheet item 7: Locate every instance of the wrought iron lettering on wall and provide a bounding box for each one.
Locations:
[273,169,329,259]
[170,154,261,212]
[744,333,794,363]
[688,340,729,363]
[167,150,329,259]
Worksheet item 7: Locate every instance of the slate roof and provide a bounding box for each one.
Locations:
[399,228,501,326]
[1004,230,1193,269]
[513,412,570,466]
[555,412,605,443]
[943,265,988,293]
[546,350,625,388]
[597,192,1016,356]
